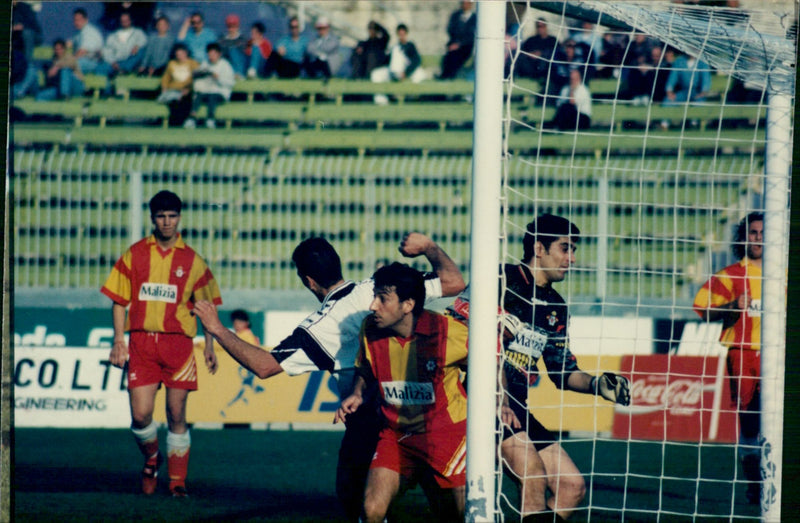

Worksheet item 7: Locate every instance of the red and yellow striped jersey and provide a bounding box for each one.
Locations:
[693,257,761,351]
[101,234,222,337]
[357,310,468,434]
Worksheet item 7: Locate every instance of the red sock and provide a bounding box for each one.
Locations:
[168,447,190,487]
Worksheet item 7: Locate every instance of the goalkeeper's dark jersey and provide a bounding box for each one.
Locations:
[501,263,579,404]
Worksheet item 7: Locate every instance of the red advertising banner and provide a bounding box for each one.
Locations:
[612,355,738,443]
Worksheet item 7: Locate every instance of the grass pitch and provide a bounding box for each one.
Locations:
[13,428,759,522]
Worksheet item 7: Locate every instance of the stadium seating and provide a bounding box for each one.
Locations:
[11,69,764,299]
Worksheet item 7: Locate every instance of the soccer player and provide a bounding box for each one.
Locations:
[448,213,630,520]
[335,263,469,523]
[102,190,222,497]
[192,233,464,519]
[693,211,763,504]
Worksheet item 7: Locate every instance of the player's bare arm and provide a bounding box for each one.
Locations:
[193,300,283,379]
[203,330,218,374]
[398,232,465,296]
[109,302,129,368]
[334,376,366,424]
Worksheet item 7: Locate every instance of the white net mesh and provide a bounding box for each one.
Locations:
[496,1,793,520]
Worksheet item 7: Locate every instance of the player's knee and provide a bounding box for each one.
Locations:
[362,498,388,523]
[562,475,586,506]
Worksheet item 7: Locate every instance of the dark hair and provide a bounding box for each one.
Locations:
[292,237,343,288]
[732,212,764,259]
[149,190,182,215]
[53,39,66,48]
[522,213,580,262]
[191,11,204,20]
[73,8,88,19]
[397,24,409,33]
[156,16,170,26]
[230,309,250,324]
[373,262,425,316]
[252,22,266,35]
[171,42,190,58]
[206,42,221,54]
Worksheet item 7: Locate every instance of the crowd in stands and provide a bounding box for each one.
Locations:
[11,1,762,131]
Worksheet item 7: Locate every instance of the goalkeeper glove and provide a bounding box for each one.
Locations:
[593,372,630,406]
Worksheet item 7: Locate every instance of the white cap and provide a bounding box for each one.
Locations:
[315,17,330,28]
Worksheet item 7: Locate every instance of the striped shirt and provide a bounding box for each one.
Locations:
[270,277,442,398]
[101,234,222,337]
[356,310,468,434]
[693,257,762,350]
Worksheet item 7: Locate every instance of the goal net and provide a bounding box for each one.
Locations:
[489,1,795,521]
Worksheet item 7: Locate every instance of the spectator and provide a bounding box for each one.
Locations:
[551,40,590,94]
[11,31,38,99]
[12,1,43,63]
[548,68,592,131]
[177,11,217,63]
[519,18,563,96]
[69,7,105,75]
[138,16,174,77]
[100,2,155,32]
[219,14,248,78]
[439,1,476,79]
[651,45,675,103]
[597,30,628,79]
[36,39,85,101]
[271,16,308,78]
[622,35,658,105]
[570,21,603,69]
[185,42,235,129]
[663,49,712,105]
[157,43,199,127]
[304,17,341,79]
[98,12,148,77]
[371,23,426,105]
[245,22,274,78]
[351,21,389,79]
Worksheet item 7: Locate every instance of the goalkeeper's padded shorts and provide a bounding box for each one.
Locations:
[502,401,557,451]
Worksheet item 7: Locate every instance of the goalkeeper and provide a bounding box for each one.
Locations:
[448,214,630,521]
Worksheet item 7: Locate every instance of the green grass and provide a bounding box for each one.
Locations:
[13,428,760,522]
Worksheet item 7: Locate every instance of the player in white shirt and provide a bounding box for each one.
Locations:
[193,232,464,520]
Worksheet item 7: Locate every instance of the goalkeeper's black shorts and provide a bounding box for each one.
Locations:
[501,402,557,451]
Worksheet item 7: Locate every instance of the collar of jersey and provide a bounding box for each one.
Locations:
[147,233,185,250]
[322,280,356,306]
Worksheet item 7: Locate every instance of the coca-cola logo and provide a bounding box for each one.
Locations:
[630,376,714,413]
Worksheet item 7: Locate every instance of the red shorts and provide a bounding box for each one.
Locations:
[371,421,467,489]
[128,331,198,390]
[727,348,760,410]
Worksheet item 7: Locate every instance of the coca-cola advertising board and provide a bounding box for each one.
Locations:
[612,355,738,443]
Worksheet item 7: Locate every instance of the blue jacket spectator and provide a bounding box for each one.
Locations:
[663,52,712,105]
[138,16,174,77]
[178,11,217,62]
[272,16,308,78]
[219,14,249,77]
